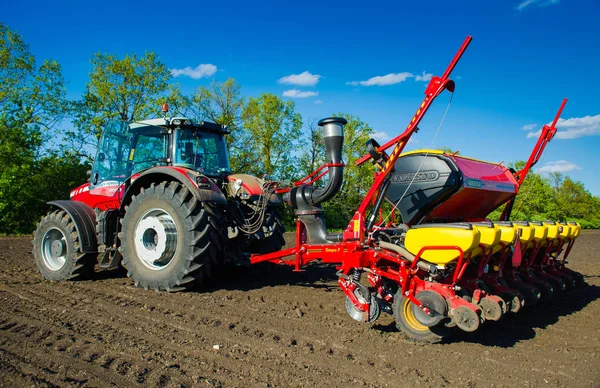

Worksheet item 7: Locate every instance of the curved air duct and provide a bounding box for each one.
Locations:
[285,117,347,244]
[312,117,346,204]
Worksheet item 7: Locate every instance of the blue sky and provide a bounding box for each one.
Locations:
[4,0,600,194]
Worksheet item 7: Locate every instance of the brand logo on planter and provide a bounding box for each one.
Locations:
[465,178,483,188]
[391,170,439,184]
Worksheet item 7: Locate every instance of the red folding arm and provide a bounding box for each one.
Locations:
[513,98,568,186]
[499,98,567,221]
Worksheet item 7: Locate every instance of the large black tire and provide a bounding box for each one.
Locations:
[119,182,223,292]
[392,291,453,344]
[32,210,97,281]
[249,208,286,254]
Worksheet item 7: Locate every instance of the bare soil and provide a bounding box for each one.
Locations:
[0,231,599,387]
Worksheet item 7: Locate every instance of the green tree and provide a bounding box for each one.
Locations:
[0,23,34,105]
[158,83,191,117]
[557,177,596,220]
[190,78,244,131]
[1,23,69,139]
[548,171,564,194]
[70,52,171,158]
[188,78,253,173]
[241,92,302,179]
[298,118,325,177]
[0,23,88,234]
[486,161,600,227]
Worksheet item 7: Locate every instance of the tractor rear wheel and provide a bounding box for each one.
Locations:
[32,210,97,280]
[119,182,223,292]
[392,291,452,344]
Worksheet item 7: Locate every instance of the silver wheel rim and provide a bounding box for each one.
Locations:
[134,208,178,270]
[41,227,67,271]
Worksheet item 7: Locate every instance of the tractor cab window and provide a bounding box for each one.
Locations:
[173,129,230,176]
[91,121,132,187]
[91,121,167,188]
[129,125,167,175]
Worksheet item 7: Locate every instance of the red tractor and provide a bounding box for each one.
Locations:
[33,115,286,291]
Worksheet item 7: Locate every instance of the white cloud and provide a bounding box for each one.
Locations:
[554,114,600,139]
[347,72,413,86]
[516,0,537,10]
[522,123,538,131]
[526,114,600,139]
[171,63,217,79]
[282,89,319,98]
[516,0,559,11]
[537,160,582,174]
[372,131,390,142]
[278,71,321,86]
[415,71,433,82]
[314,100,323,104]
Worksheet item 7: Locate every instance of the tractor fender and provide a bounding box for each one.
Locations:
[121,167,227,209]
[47,200,98,253]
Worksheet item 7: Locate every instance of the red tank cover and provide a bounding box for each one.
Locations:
[385,151,517,225]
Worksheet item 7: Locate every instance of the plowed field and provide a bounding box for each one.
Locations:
[1,231,599,387]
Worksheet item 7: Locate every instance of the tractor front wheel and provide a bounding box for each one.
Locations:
[119,182,223,292]
[32,210,97,280]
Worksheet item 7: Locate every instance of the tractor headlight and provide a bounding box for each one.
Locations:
[172,119,182,126]
[184,120,192,126]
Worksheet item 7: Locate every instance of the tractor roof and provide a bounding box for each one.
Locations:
[129,117,188,129]
[129,117,229,134]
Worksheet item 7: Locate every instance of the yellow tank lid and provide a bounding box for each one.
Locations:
[568,221,581,239]
[404,223,481,266]
[557,222,571,239]
[513,221,534,246]
[471,223,502,247]
[530,222,548,242]
[544,221,560,240]
[492,222,518,254]
[399,149,445,157]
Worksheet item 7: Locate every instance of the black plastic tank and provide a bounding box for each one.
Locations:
[385,152,462,225]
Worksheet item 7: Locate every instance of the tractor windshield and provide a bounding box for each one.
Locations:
[173,129,230,176]
[91,121,167,187]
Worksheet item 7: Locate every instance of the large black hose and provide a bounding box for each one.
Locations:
[311,117,346,205]
[284,117,347,244]
[378,241,438,274]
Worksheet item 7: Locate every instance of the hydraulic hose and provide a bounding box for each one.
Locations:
[378,241,438,274]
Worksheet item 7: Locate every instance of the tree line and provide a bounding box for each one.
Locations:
[1,22,598,234]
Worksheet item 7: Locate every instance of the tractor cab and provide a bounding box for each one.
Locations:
[91,117,231,190]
